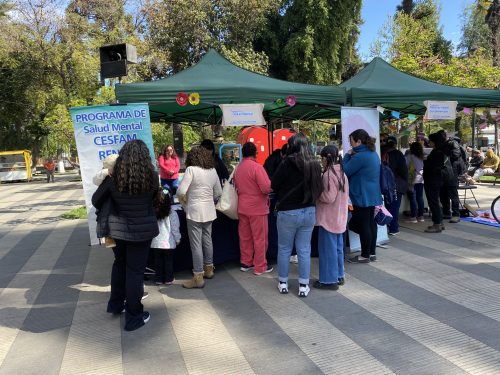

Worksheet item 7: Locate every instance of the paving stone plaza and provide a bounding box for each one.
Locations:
[1,175,500,375]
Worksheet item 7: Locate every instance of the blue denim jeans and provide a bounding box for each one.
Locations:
[318,227,344,284]
[385,192,403,233]
[161,178,179,194]
[408,183,424,218]
[277,206,316,285]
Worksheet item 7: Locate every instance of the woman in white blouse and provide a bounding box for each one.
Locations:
[176,146,222,288]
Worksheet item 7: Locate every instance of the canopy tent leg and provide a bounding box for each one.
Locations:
[495,120,499,155]
[471,109,476,149]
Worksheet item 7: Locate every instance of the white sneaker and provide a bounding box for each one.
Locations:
[278,281,288,294]
[298,284,310,298]
[290,255,298,264]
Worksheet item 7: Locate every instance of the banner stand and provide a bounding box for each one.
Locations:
[70,103,155,245]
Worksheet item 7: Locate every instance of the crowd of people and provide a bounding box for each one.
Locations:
[91,131,499,331]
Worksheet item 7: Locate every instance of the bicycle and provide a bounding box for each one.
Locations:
[492,195,500,223]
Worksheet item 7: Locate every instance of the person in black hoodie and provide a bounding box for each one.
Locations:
[437,130,464,223]
[381,135,408,235]
[200,139,230,183]
[467,149,484,176]
[92,140,159,331]
[423,133,452,233]
[271,133,323,297]
[264,148,283,178]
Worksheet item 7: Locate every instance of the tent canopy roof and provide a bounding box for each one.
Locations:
[340,57,500,114]
[115,49,346,124]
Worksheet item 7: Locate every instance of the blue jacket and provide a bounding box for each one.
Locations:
[343,144,382,207]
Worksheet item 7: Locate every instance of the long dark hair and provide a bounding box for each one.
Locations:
[320,145,346,192]
[287,133,323,203]
[409,141,424,160]
[113,140,156,194]
[200,139,216,158]
[429,132,445,149]
[161,144,177,159]
[154,188,172,220]
[186,146,215,169]
[349,129,376,151]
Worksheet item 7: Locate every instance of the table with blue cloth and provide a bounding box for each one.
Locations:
[162,202,320,272]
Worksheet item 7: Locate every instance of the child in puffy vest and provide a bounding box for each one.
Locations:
[151,189,181,285]
[93,154,118,248]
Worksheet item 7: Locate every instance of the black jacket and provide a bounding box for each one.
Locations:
[91,175,159,242]
[383,148,408,194]
[424,148,453,187]
[441,139,466,177]
[469,155,484,168]
[264,150,283,178]
[271,156,318,211]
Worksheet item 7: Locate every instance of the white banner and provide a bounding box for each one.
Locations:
[220,103,266,127]
[340,107,388,249]
[424,100,458,120]
[70,104,155,245]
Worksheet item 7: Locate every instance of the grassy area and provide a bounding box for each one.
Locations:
[479,176,498,184]
[61,206,87,219]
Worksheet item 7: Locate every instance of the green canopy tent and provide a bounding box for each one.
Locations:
[340,57,500,115]
[115,49,347,125]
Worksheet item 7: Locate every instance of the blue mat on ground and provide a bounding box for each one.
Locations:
[462,216,500,228]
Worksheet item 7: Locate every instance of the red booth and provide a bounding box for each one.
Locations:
[237,126,270,165]
[273,128,296,151]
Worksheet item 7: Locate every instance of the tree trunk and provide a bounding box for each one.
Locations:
[455,115,462,140]
[486,0,500,66]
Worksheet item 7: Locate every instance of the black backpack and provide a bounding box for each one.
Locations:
[380,153,397,205]
[441,156,455,185]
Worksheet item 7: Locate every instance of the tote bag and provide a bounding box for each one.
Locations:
[216,167,238,220]
[374,205,393,226]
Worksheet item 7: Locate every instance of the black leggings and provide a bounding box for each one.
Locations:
[350,206,377,258]
[153,248,174,283]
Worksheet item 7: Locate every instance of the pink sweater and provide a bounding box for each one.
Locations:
[234,157,272,216]
[158,155,180,180]
[316,164,350,234]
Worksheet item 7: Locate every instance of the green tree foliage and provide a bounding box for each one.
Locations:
[373,0,452,63]
[256,0,362,84]
[0,0,139,162]
[142,0,278,76]
[397,0,415,14]
[459,2,493,58]
[482,0,500,66]
[370,0,499,144]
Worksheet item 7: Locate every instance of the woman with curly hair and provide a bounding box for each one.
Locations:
[92,140,159,331]
[158,144,180,194]
[176,146,222,288]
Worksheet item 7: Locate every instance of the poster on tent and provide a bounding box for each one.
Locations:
[340,106,389,250]
[220,103,266,126]
[423,100,457,120]
[70,103,155,245]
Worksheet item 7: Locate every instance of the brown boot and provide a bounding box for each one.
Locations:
[182,272,205,289]
[425,224,442,233]
[104,237,116,248]
[203,264,215,279]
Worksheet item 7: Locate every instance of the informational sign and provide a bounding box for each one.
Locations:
[340,107,389,249]
[220,103,266,127]
[424,100,457,120]
[70,103,155,245]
